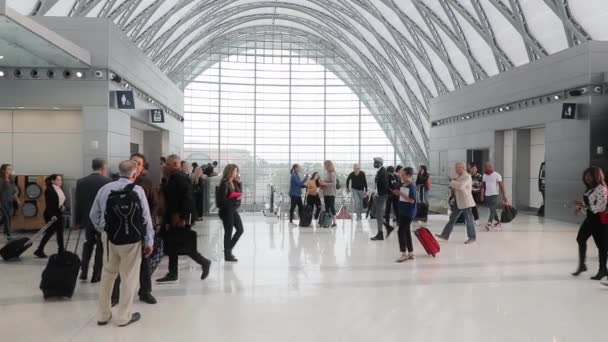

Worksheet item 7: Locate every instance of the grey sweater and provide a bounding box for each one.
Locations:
[322,171,337,196]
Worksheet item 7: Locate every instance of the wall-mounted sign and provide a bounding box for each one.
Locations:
[561,103,577,119]
[150,109,165,123]
[114,91,135,109]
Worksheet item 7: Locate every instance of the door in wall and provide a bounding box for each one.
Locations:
[467,149,489,169]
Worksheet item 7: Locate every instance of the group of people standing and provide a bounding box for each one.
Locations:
[289,161,339,228]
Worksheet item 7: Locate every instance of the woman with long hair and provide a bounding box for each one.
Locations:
[0,164,18,239]
[288,164,309,224]
[34,174,66,258]
[572,166,608,280]
[319,160,337,227]
[217,164,244,262]
[306,172,322,219]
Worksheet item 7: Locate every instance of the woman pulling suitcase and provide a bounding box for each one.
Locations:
[34,175,66,258]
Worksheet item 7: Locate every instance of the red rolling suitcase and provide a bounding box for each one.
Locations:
[414,227,440,257]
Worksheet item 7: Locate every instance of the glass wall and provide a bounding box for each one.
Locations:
[184,42,400,211]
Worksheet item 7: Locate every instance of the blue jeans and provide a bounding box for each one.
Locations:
[439,207,476,240]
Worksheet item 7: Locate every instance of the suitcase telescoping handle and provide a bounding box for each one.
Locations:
[30,216,58,242]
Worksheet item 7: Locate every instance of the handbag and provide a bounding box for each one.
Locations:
[500,206,518,223]
[599,211,608,224]
[147,236,164,275]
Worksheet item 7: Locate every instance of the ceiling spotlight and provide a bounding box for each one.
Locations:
[505,106,510,111]
[110,72,122,83]
[554,95,560,100]
[594,86,602,93]
[0,71,4,77]
[30,69,40,78]
[47,70,56,78]
[94,70,103,78]
[75,71,83,78]
[0,55,4,59]
[123,82,129,88]
[499,107,504,112]
[466,115,471,119]
[63,70,72,79]
[14,69,23,78]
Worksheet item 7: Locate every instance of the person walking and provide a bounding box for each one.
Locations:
[77,159,111,282]
[470,164,483,223]
[91,160,154,327]
[157,154,212,283]
[217,164,245,262]
[436,162,477,244]
[346,164,368,221]
[0,164,18,240]
[289,164,309,224]
[572,166,608,280]
[34,175,66,258]
[395,167,417,262]
[319,160,338,228]
[306,172,322,219]
[385,166,402,229]
[416,165,431,201]
[481,162,510,231]
[371,157,392,240]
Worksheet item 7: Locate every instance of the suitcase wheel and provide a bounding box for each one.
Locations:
[432,254,436,258]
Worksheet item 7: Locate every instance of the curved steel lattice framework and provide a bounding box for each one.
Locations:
[12,0,600,164]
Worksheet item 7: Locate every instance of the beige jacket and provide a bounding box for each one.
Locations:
[450,173,476,209]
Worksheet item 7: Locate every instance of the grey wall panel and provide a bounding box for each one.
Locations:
[144,131,163,184]
[429,42,608,121]
[514,130,531,208]
[0,79,108,107]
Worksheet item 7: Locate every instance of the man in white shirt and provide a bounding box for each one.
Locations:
[481,162,510,231]
[90,160,154,327]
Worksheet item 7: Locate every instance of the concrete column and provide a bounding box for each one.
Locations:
[513,129,531,208]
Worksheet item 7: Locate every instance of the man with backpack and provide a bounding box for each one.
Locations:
[90,160,154,327]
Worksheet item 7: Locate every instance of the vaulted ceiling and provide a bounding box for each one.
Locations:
[8,0,608,163]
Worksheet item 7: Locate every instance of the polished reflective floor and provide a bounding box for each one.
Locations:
[1,211,606,342]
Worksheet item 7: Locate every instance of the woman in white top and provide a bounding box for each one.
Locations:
[572,166,608,280]
[319,160,337,227]
[34,175,66,258]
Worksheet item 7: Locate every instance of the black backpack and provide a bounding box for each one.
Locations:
[104,183,145,245]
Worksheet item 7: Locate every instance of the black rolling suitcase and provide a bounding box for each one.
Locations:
[40,220,82,299]
[0,217,57,261]
[299,205,313,227]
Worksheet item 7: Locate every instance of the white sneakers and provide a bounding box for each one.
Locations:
[485,222,503,231]
[396,253,415,263]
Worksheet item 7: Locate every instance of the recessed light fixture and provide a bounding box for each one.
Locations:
[554,95,560,100]
[124,82,129,88]
[499,107,504,112]
[17,106,24,109]
[0,55,4,59]
[505,106,510,111]
[75,71,83,78]
[52,107,60,110]
[0,71,4,77]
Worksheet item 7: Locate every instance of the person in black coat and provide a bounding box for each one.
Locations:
[156,154,211,283]
[76,159,110,282]
[217,164,244,262]
[371,157,391,241]
[34,175,66,258]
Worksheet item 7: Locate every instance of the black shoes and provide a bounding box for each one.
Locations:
[79,272,88,281]
[225,253,238,262]
[385,224,395,238]
[370,232,384,241]
[91,274,101,283]
[156,273,178,283]
[119,313,141,327]
[201,258,212,280]
[33,249,47,259]
[590,269,607,280]
[139,293,157,305]
[97,314,111,326]
[572,264,587,276]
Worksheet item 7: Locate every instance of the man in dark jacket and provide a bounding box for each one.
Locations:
[77,159,111,283]
[371,157,393,241]
[156,154,211,283]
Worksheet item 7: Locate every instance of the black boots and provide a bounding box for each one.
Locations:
[201,258,212,280]
[370,232,384,241]
[572,264,587,276]
[590,269,608,280]
[225,251,238,262]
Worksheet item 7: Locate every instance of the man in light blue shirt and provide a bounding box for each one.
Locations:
[91,160,154,327]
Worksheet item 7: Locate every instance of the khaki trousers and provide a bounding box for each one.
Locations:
[97,235,142,326]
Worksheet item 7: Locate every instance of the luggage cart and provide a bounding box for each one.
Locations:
[262,184,285,220]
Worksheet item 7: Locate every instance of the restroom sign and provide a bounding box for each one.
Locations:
[114,91,135,109]
[149,109,165,123]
